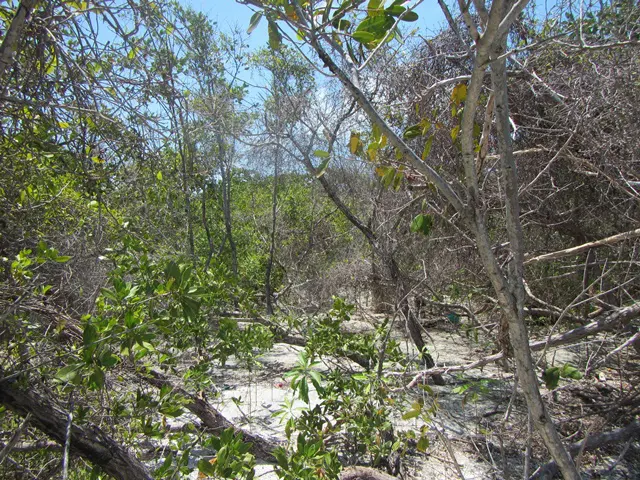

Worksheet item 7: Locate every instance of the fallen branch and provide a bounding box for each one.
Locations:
[340,466,397,480]
[529,420,640,479]
[525,228,640,264]
[143,369,280,459]
[0,378,151,480]
[394,303,640,389]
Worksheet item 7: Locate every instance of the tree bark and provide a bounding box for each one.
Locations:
[0,0,39,82]
[0,379,151,480]
[340,466,397,480]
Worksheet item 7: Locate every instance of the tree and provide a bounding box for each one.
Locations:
[240,0,585,476]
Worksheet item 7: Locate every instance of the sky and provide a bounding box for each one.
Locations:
[184,1,449,51]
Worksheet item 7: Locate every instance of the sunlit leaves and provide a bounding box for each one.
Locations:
[349,132,361,154]
[451,83,467,106]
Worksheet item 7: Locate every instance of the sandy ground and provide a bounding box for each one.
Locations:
[159,314,633,480]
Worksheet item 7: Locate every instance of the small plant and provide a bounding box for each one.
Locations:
[273,433,341,480]
[284,350,323,404]
[196,427,256,479]
[542,363,583,390]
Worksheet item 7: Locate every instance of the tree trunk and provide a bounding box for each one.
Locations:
[216,134,239,279]
[265,134,280,315]
[0,379,151,480]
[487,31,579,479]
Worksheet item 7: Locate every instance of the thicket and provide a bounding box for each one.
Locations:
[0,1,638,479]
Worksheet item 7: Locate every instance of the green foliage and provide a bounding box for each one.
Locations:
[284,350,324,404]
[543,363,583,390]
[273,434,341,480]
[197,428,256,479]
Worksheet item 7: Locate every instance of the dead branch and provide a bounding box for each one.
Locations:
[529,420,640,479]
[525,228,640,264]
[395,302,640,388]
[143,369,280,459]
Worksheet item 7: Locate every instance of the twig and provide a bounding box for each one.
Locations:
[433,422,465,480]
[0,412,31,466]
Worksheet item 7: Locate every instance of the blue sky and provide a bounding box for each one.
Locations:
[184,1,449,51]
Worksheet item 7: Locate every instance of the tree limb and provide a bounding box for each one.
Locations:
[525,228,640,264]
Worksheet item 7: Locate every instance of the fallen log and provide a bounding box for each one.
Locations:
[340,466,398,480]
[529,420,640,479]
[143,369,280,459]
[0,378,151,480]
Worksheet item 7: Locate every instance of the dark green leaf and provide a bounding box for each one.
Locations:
[400,11,419,21]
[247,11,263,34]
[410,214,433,236]
[403,124,423,139]
[197,459,218,476]
[88,367,105,390]
[543,367,561,390]
[268,20,282,50]
[83,323,98,348]
[417,435,430,452]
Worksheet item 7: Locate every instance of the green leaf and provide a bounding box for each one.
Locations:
[156,171,163,181]
[268,19,282,50]
[247,11,263,34]
[315,157,330,178]
[314,149,330,158]
[99,352,119,368]
[332,18,351,31]
[417,435,430,452]
[382,167,396,189]
[83,323,98,348]
[54,255,71,263]
[421,136,434,160]
[543,367,561,390]
[400,11,419,21]
[197,459,218,476]
[55,365,80,384]
[403,124,423,140]
[450,125,460,141]
[352,15,394,45]
[451,83,468,105]
[88,367,105,390]
[560,363,583,380]
[410,214,433,236]
[402,408,421,420]
[298,378,309,404]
